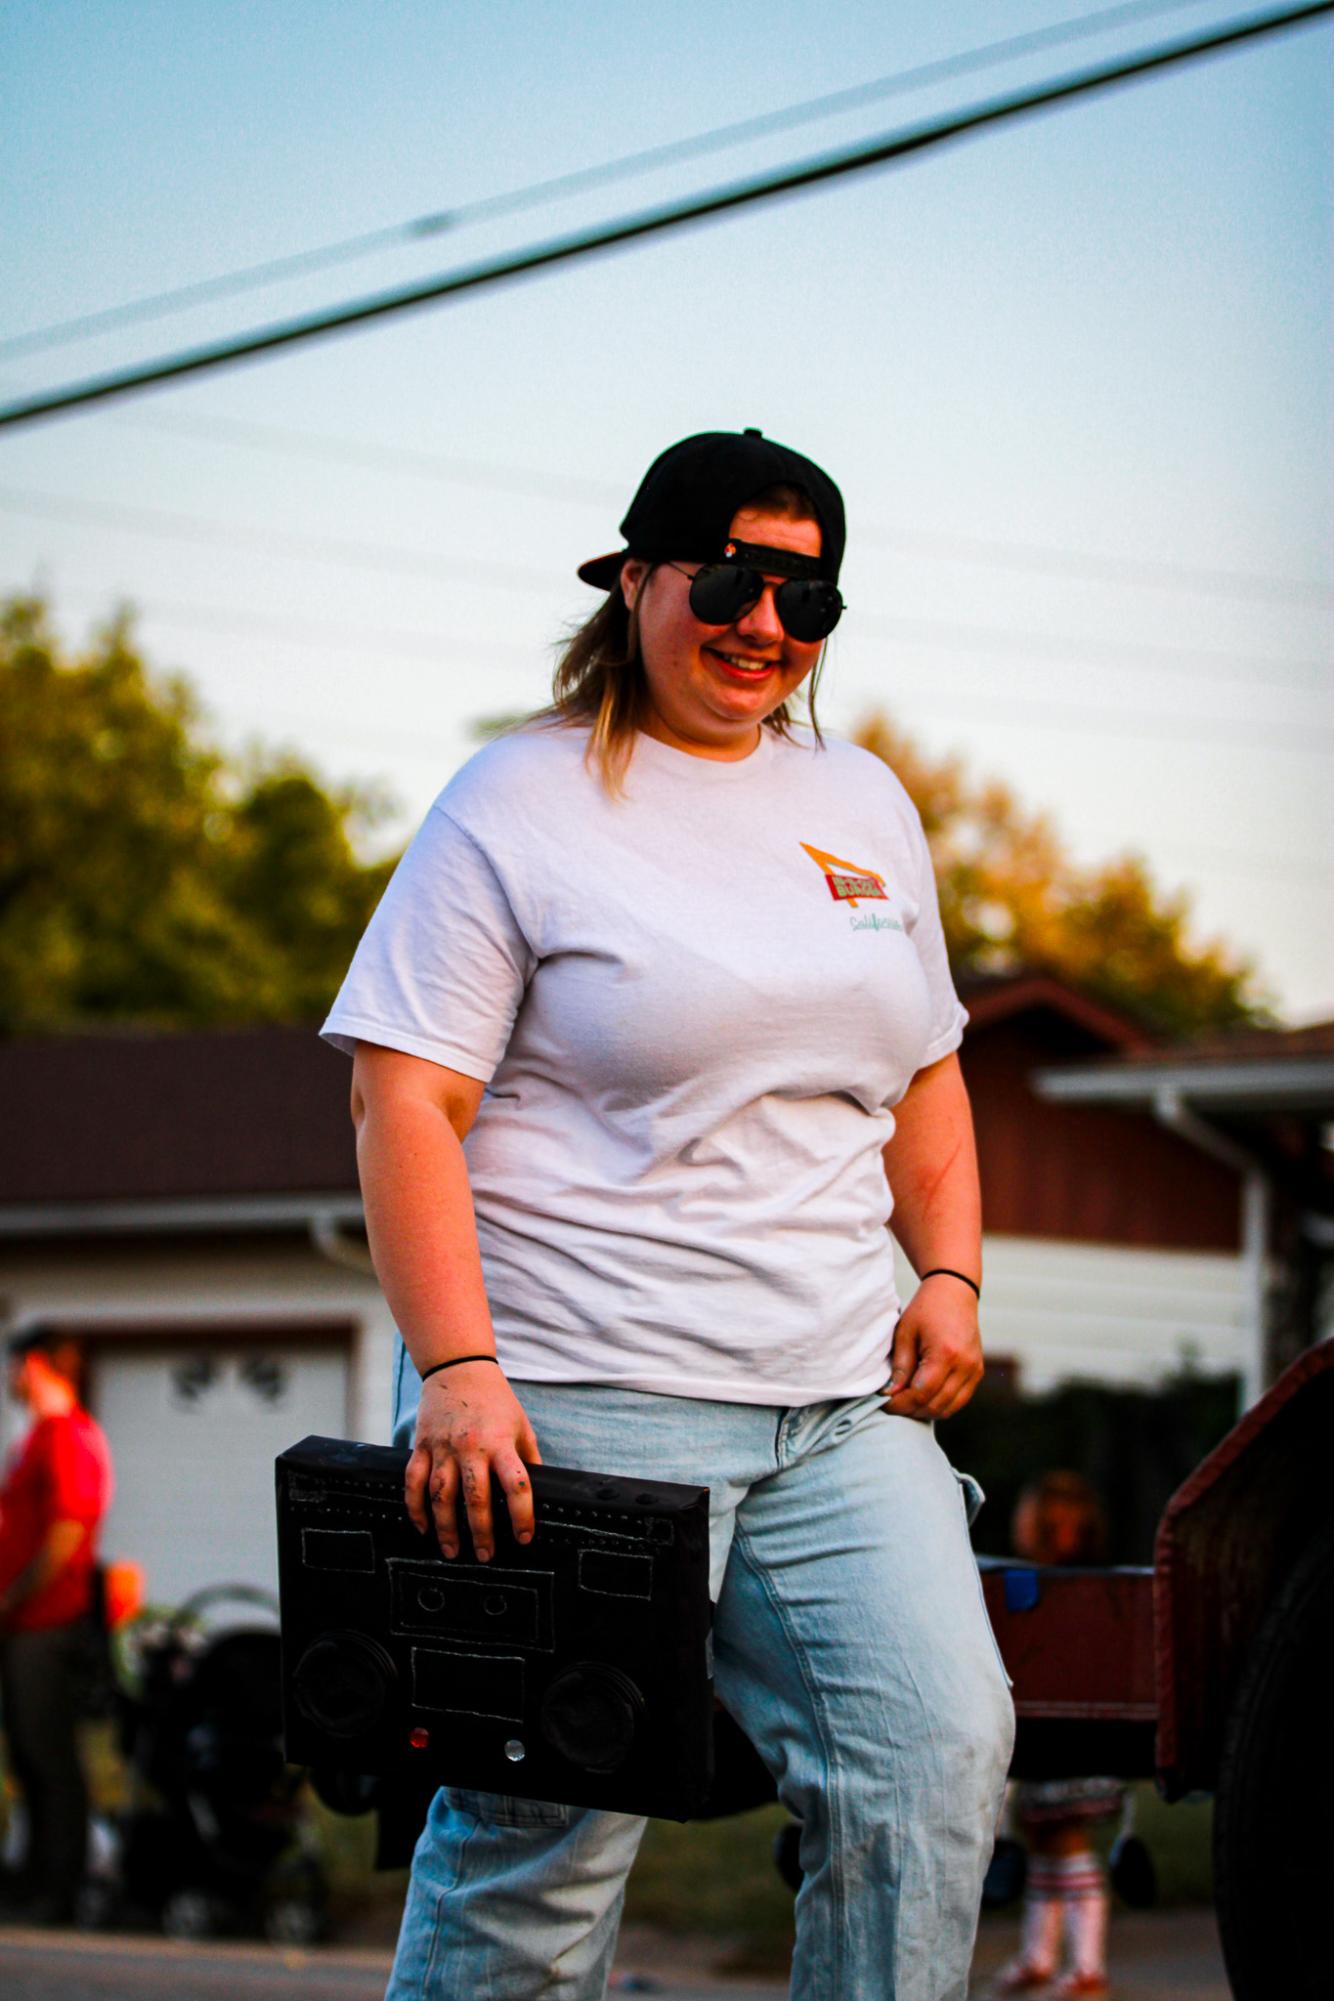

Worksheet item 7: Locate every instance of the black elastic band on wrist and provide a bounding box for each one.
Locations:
[918,1267,981,1300]
[419,1354,499,1384]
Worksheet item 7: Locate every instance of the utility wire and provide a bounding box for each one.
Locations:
[48,584,539,668]
[0,0,1217,361]
[43,586,1331,880]
[116,408,1334,606]
[839,681,1334,754]
[44,580,1333,759]
[859,523,1334,608]
[2,1,1329,433]
[1058,829,1331,881]
[0,485,557,593]
[851,608,1329,688]
[8,485,1326,687]
[117,409,625,506]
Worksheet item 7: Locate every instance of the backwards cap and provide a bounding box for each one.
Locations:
[577,428,845,590]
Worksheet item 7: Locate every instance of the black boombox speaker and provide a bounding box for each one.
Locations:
[276,1435,716,1822]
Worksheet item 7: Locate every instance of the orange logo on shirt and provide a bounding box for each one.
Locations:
[800,843,889,908]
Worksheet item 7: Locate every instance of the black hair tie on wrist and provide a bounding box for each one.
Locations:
[918,1268,981,1301]
[419,1354,499,1384]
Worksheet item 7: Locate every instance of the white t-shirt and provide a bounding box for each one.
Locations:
[322,722,966,1404]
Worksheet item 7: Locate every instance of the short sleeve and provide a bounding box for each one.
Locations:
[321,804,536,1081]
[905,812,967,1067]
[43,1419,111,1524]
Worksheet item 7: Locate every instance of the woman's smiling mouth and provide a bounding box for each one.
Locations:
[703,648,780,681]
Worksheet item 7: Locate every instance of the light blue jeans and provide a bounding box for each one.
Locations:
[386,1372,1014,2001]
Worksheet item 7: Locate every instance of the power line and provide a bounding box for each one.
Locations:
[0,485,559,594]
[256,703,1334,880]
[7,484,1326,687]
[854,681,1334,754]
[2,2,1329,433]
[1059,829,1331,882]
[44,583,545,669]
[858,522,1334,608]
[853,608,1329,688]
[0,0,1217,361]
[44,583,1329,879]
[116,408,1334,607]
[38,578,1333,754]
[119,409,622,505]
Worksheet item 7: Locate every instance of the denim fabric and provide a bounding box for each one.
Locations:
[386,1374,1014,2001]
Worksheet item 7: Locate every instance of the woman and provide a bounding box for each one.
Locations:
[323,427,1014,2001]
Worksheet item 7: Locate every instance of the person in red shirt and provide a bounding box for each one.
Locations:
[0,1325,113,1923]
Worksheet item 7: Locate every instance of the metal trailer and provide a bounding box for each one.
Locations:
[980,1338,1334,2001]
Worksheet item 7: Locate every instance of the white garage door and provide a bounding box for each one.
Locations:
[94,1343,348,1609]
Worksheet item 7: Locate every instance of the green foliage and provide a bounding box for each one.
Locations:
[0,594,395,1035]
[2,596,1271,1042]
[855,713,1271,1038]
[626,1803,796,1950]
[1132,1783,1214,1907]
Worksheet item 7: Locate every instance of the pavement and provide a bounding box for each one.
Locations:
[0,1909,1232,2000]
[969,1909,1231,1999]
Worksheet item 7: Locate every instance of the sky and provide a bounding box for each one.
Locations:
[3,0,1331,1019]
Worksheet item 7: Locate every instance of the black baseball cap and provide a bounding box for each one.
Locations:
[578,428,846,591]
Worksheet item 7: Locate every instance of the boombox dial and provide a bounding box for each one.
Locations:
[293,1630,397,1739]
[540,1664,644,1773]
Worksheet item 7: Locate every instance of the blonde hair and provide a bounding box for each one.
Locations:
[542,484,828,792]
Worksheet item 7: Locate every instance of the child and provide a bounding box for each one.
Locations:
[993,1472,1124,2000]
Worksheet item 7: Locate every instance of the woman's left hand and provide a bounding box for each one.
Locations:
[884,1274,984,1420]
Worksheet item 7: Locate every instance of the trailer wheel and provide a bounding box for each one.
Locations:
[1214,1526,1334,2001]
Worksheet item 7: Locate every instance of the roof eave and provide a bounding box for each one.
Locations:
[1034,1057,1334,1114]
[0,1191,366,1242]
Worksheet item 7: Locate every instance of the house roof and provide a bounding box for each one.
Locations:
[0,1024,359,1230]
[957,972,1152,1052]
[1035,1018,1334,1115]
[6,977,1316,1235]
[1095,1018,1334,1065]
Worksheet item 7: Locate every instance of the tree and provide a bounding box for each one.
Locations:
[0,598,1269,1041]
[854,711,1269,1038]
[0,595,394,1035]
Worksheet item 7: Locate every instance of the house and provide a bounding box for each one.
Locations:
[0,1026,392,1612]
[1029,1011,1334,1404]
[4,986,1326,1605]
[953,975,1252,1398]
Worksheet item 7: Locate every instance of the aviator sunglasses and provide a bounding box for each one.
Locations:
[666,552,844,643]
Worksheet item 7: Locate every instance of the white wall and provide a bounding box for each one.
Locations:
[0,1237,398,1450]
[894,1233,1247,1395]
[95,1342,348,1604]
[0,1235,403,1607]
[0,1227,1247,1602]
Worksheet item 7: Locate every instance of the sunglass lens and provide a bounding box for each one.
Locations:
[687,565,761,624]
[687,565,842,640]
[776,580,843,642]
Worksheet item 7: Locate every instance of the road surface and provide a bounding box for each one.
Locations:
[0,1909,1232,1999]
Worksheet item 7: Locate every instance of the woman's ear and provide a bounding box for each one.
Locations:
[620,558,648,612]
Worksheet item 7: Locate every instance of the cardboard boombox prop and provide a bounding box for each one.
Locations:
[275,1435,717,1824]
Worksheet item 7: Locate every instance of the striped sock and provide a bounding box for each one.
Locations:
[1055,1849,1109,1978]
[1016,1860,1064,1975]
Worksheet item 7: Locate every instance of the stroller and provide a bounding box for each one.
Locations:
[97,1584,327,1942]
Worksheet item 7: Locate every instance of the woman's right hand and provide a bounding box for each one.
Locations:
[405,1361,542,1563]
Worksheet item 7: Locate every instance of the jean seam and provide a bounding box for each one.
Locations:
[951,1477,1015,1692]
[421,1886,444,1997]
[730,1518,846,1999]
[420,1803,474,1996]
